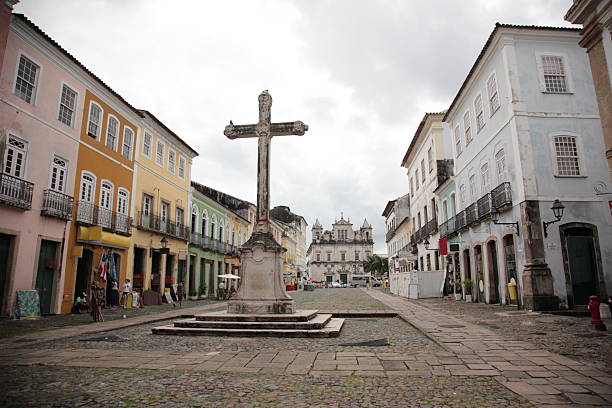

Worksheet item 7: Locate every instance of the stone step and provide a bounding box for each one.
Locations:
[152,317,345,338]
[194,309,319,322]
[174,314,332,330]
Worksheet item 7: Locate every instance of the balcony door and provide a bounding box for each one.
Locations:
[142,194,153,229]
[78,173,95,223]
[35,240,58,315]
[99,181,113,228]
[160,201,169,233]
[115,189,129,233]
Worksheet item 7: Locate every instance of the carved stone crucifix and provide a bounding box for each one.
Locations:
[224,90,308,234]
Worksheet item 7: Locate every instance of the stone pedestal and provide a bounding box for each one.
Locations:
[520,201,559,311]
[227,232,295,314]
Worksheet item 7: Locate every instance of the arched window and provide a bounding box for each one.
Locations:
[210,215,217,239]
[231,227,236,246]
[122,127,134,160]
[495,148,506,181]
[106,115,119,151]
[116,188,129,233]
[87,102,103,139]
[80,172,96,203]
[480,162,490,193]
[99,180,114,228]
[219,219,225,242]
[191,204,198,231]
[201,210,208,237]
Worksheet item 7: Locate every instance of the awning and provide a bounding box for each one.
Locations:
[77,226,130,249]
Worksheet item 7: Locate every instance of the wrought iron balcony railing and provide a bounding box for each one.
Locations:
[456,210,467,230]
[0,173,34,210]
[465,203,479,225]
[136,211,188,240]
[440,215,457,238]
[41,189,73,220]
[477,192,493,220]
[492,182,512,209]
[76,201,132,235]
[189,230,239,255]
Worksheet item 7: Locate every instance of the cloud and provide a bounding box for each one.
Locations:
[15,0,574,253]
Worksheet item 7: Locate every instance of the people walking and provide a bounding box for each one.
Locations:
[121,278,132,309]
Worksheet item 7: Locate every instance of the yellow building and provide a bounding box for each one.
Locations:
[127,110,197,300]
[224,209,250,276]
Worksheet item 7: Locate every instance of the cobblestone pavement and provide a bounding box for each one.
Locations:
[0,365,531,407]
[368,290,612,406]
[1,288,611,406]
[413,297,612,374]
[0,298,223,339]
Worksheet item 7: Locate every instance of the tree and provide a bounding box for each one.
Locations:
[362,255,389,278]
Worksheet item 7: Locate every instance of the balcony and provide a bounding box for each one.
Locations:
[456,210,467,231]
[0,173,34,210]
[385,228,396,243]
[76,201,132,235]
[136,211,189,240]
[492,182,512,209]
[189,230,239,255]
[477,192,492,220]
[439,216,456,239]
[41,189,73,220]
[425,217,438,236]
[465,203,479,225]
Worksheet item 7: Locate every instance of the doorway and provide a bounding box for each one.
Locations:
[200,258,207,296]
[208,260,216,296]
[165,254,175,288]
[474,245,484,303]
[133,247,145,289]
[503,235,518,305]
[463,249,471,281]
[0,234,12,315]
[74,248,93,302]
[188,254,196,296]
[487,240,500,304]
[561,225,604,307]
[36,240,58,315]
[151,252,161,292]
[340,273,347,284]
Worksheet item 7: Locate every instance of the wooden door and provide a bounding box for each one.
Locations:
[0,234,11,313]
[567,234,598,306]
[36,240,58,315]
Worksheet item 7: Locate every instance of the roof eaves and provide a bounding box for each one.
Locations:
[140,110,198,157]
[401,111,445,168]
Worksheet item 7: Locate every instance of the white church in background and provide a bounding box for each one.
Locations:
[306,215,374,284]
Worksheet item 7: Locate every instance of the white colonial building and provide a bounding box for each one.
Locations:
[306,215,374,284]
[382,194,413,275]
[443,23,611,310]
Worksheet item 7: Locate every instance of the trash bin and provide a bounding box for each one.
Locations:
[507,281,518,301]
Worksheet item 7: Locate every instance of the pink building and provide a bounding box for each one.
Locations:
[0,8,83,316]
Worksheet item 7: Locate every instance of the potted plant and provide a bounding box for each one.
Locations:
[453,281,463,301]
[462,279,474,302]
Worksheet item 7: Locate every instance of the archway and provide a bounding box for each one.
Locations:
[503,235,519,305]
[486,240,500,304]
[474,245,485,303]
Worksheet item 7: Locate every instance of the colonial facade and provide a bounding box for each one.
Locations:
[127,110,197,299]
[306,216,374,284]
[270,205,308,283]
[0,12,81,315]
[382,194,413,275]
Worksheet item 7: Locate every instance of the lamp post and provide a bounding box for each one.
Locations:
[423,239,439,251]
[490,207,520,236]
[542,200,565,238]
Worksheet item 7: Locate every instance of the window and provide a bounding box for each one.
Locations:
[341,253,345,261]
[156,141,164,166]
[143,132,152,158]
[58,84,77,126]
[80,173,95,203]
[415,169,419,189]
[50,155,68,193]
[495,148,506,180]
[480,162,490,193]
[168,149,176,173]
[469,174,477,200]
[210,215,216,238]
[428,147,433,173]
[421,159,426,182]
[541,55,568,93]
[106,116,119,151]
[355,251,359,261]
[176,207,184,226]
[474,95,485,132]
[100,181,113,210]
[191,205,198,230]
[14,54,39,104]
[316,253,320,262]
[160,201,169,232]
[142,194,153,216]
[201,210,208,235]
[87,102,102,139]
[487,74,500,115]
[463,111,472,145]
[122,127,133,159]
[178,156,186,179]
[117,188,129,215]
[442,200,448,221]
[4,135,28,178]
[219,220,224,241]
[454,125,462,156]
[554,135,581,176]
[327,253,331,261]
[459,184,466,206]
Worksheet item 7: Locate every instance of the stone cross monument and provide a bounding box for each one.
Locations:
[224,90,308,314]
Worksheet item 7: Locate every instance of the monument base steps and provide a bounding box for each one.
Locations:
[152,310,344,337]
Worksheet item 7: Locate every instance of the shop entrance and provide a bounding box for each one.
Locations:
[474,245,484,303]
[0,234,11,315]
[503,235,518,305]
[35,240,58,315]
[151,252,161,292]
[74,248,93,302]
[188,254,196,296]
[208,260,216,296]
[133,247,146,289]
[487,241,500,304]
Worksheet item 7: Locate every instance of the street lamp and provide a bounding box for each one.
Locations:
[490,207,520,236]
[150,236,170,257]
[543,200,565,238]
[423,239,439,251]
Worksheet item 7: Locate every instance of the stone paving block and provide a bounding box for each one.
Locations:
[565,392,610,405]
[503,381,546,395]
[378,356,415,361]
[311,364,336,371]
[259,367,287,374]
[525,378,551,385]
[381,361,407,370]
[385,370,431,377]
[548,377,574,385]
[431,369,451,376]
[532,384,562,395]
[315,352,335,360]
[194,361,224,370]
[466,363,494,370]
[523,394,571,405]
[552,384,590,393]
[584,384,612,394]
[450,369,499,377]
[336,352,375,357]
[246,362,289,369]
[217,366,260,373]
[309,370,353,376]
[355,371,386,377]
[528,371,558,378]
[594,376,612,386]
[443,364,468,370]
[357,357,379,364]
[565,375,601,385]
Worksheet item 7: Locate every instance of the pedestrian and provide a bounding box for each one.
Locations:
[174,282,184,308]
[110,280,120,307]
[218,280,226,300]
[90,284,104,322]
[121,278,132,309]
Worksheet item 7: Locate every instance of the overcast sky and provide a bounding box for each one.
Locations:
[15,0,574,252]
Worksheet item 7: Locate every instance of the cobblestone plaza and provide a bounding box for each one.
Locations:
[1,288,611,407]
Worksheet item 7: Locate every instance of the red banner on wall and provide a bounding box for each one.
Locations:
[439,238,448,255]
